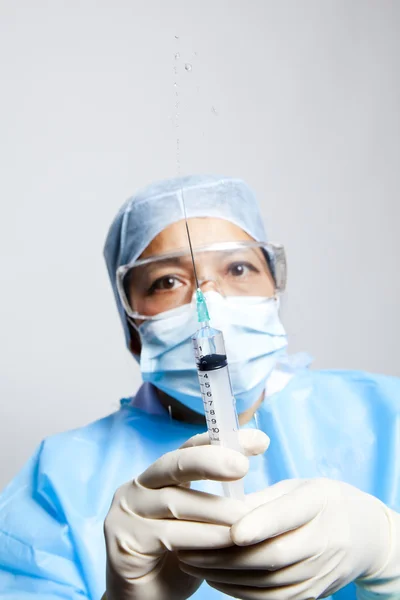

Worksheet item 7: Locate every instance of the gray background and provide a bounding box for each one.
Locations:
[1,0,399,490]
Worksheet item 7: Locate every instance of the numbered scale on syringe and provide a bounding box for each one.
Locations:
[198,365,220,442]
[192,331,241,452]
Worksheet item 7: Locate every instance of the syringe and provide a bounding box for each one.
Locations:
[191,289,244,500]
[179,191,244,499]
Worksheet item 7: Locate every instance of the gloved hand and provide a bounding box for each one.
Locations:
[179,477,400,599]
[103,429,269,600]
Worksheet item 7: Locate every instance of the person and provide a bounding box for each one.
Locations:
[0,175,399,600]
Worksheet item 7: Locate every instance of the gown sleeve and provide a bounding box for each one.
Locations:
[0,443,89,599]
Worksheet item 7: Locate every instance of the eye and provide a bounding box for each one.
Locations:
[148,275,183,294]
[228,262,257,277]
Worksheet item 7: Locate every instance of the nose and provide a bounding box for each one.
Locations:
[198,278,221,294]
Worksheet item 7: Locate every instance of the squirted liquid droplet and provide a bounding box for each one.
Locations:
[185,63,192,71]
[175,53,180,59]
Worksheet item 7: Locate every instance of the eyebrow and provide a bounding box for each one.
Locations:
[142,256,193,272]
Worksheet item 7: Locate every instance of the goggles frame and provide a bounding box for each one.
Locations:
[116,240,287,321]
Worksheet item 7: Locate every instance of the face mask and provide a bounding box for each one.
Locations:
[138,291,288,414]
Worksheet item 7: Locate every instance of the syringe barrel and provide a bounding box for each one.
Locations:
[192,327,244,499]
[193,327,227,358]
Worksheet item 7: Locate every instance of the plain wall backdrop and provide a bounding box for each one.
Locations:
[1,0,399,490]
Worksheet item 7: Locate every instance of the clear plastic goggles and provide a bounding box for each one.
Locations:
[116,241,287,321]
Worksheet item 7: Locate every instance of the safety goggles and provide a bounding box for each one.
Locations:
[116,241,286,321]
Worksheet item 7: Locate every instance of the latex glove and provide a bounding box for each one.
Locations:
[179,478,400,599]
[103,429,269,600]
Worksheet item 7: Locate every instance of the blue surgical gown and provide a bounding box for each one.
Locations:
[0,368,399,600]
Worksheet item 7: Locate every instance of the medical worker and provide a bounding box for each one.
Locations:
[0,176,399,600]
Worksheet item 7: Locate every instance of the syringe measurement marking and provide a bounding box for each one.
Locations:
[194,342,220,438]
[198,371,220,439]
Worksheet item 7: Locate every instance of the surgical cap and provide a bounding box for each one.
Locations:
[104,175,267,345]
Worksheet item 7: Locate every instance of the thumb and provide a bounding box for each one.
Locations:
[181,429,270,457]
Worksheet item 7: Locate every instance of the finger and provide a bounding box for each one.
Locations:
[202,552,343,600]
[201,551,341,600]
[139,445,249,489]
[181,429,270,456]
[244,479,304,511]
[205,556,342,600]
[208,582,261,600]
[246,479,309,508]
[179,432,210,449]
[158,520,234,552]
[129,482,248,526]
[208,581,305,600]
[115,521,235,555]
[179,553,321,587]
[106,493,236,555]
[178,529,315,571]
[232,480,324,545]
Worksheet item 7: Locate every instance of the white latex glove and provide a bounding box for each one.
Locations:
[179,478,400,599]
[103,429,269,600]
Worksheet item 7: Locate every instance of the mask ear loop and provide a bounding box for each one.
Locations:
[127,315,139,333]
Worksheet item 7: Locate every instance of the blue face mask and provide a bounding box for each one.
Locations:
[138,291,288,414]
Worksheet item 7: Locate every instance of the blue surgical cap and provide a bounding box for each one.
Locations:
[104,175,267,345]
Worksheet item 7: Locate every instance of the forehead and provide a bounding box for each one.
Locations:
[140,217,254,259]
